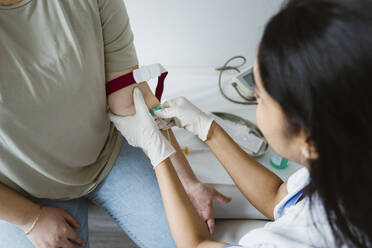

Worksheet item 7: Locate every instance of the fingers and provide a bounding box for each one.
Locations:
[132,87,148,114]
[200,205,215,236]
[62,210,81,229]
[60,239,77,248]
[206,218,215,237]
[160,100,171,108]
[67,228,86,247]
[154,107,176,119]
[156,96,190,118]
[160,96,187,109]
[214,190,232,203]
[60,210,85,247]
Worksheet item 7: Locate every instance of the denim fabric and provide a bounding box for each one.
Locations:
[0,138,175,248]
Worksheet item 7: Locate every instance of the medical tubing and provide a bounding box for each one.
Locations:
[216,56,257,105]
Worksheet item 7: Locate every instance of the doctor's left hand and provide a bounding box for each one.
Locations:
[109,88,176,168]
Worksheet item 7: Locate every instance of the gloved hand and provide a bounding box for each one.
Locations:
[109,88,176,168]
[154,97,214,141]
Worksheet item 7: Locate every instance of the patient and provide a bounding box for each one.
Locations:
[0,0,230,247]
[111,0,372,247]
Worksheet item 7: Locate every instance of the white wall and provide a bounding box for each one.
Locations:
[124,0,284,67]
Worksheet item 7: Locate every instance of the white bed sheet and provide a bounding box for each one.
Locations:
[148,66,302,219]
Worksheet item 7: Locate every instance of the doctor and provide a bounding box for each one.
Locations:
[109,0,372,247]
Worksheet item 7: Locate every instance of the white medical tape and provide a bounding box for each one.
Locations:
[133,63,167,83]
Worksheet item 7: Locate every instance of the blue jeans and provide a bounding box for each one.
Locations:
[0,138,176,248]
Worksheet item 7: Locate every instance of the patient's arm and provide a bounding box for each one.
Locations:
[106,66,159,115]
[106,66,199,186]
[106,67,231,233]
[0,182,41,232]
[156,158,227,248]
[206,122,286,220]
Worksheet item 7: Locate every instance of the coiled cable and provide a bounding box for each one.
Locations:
[216,55,257,105]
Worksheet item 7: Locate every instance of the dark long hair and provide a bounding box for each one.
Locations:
[257,0,372,247]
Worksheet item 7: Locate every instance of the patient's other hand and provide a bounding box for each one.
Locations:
[186,182,231,237]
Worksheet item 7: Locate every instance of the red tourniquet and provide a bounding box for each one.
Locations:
[106,71,168,102]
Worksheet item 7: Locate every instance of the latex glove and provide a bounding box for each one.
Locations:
[154,97,214,141]
[109,88,175,168]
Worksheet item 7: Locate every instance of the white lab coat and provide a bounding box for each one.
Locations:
[230,168,337,248]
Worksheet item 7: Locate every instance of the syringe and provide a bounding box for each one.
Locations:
[181,146,210,155]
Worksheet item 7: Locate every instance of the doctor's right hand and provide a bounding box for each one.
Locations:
[155,97,214,141]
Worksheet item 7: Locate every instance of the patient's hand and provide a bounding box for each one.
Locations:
[185,182,232,236]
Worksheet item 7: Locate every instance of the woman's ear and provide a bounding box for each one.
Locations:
[306,139,319,160]
[307,139,319,160]
[303,135,319,162]
[298,129,319,163]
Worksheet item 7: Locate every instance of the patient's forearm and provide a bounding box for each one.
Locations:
[155,159,226,248]
[206,122,284,219]
[162,129,199,187]
[0,183,40,232]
